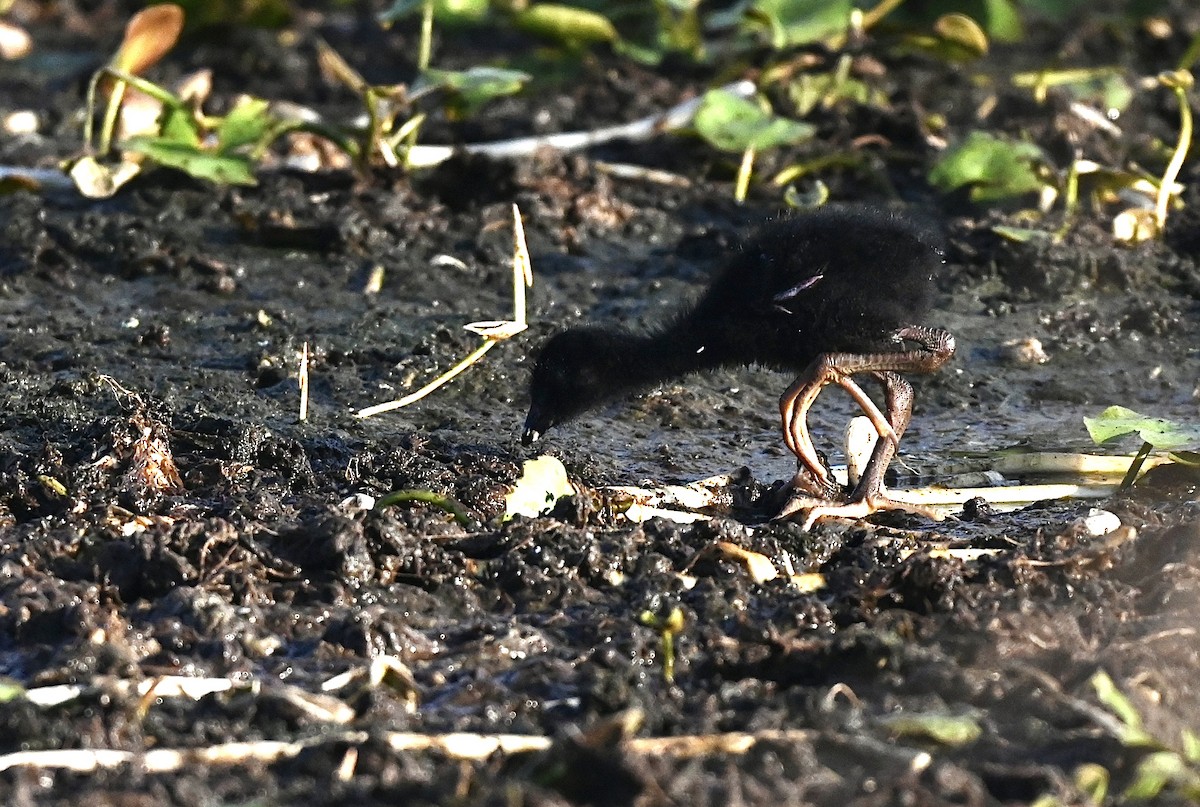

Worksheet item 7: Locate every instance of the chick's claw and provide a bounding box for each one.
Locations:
[777,492,948,531]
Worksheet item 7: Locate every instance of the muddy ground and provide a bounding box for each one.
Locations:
[1,2,1199,805]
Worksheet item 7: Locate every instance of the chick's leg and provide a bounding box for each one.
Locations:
[776,326,955,527]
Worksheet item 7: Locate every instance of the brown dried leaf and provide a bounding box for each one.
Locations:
[113,4,185,75]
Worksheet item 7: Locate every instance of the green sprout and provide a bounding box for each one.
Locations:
[901,12,990,63]
[417,67,531,120]
[1090,671,1200,800]
[78,65,307,193]
[375,489,474,526]
[315,39,414,169]
[638,606,685,684]
[85,4,185,159]
[1154,69,1193,232]
[344,6,533,164]
[879,711,982,747]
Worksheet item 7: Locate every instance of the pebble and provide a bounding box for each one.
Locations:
[1079,508,1121,536]
[3,110,37,135]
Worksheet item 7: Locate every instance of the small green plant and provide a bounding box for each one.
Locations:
[1011,65,1132,110]
[334,12,531,166]
[1084,406,1200,489]
[73,4,327,195]
[1003,62,1192,244]
[86,3,185,158]
[928,130,1050,203]
[1091,671,1200,800]
[739,0,853,50]
[900,12,990,62]
[638,606,685,684]
[879,710,982,747]
[1038,671,1200,805]
[315,39,416,169]
[71,3,537,192]
[417,66,531,119]
[691,87,814,201]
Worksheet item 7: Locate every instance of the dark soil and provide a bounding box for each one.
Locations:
[1,2,1199,805]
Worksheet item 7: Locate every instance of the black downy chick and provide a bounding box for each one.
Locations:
[522,205,955,527]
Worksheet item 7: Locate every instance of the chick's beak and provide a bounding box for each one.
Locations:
[521,404,545,445]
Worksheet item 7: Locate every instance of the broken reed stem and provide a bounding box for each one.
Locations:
[403,80,756,168]
[355,340,497,418]
[512,202,531,324]
[298,342,309,421]
[0,727,840,773]
[356,204,531,419]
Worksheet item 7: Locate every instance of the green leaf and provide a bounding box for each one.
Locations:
[512,4,618,45]
[977,0,1022,42]
[928,131,1045,202]
[654,0,704,58]
[505,456,574,519]
[1183,729,1200,763]
[157,105,202,147]
[1012,67,1133,112]
[1091,671,1153,746]
[992,225,1052,243]
[908,12,991,62]
[123,136,258,185]
[747,0,851,48]
[1084,406,1200,452]
[879,712,982,746]
[935,13,988,57]
[0,678,25,703]
[1124,751,1186,800]
[216,96,273,153]
[788,72,884,116]
[1074,763,1110,805]
[892,0,1021,43]
[419,67,530,114]
[693,89,815,152]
